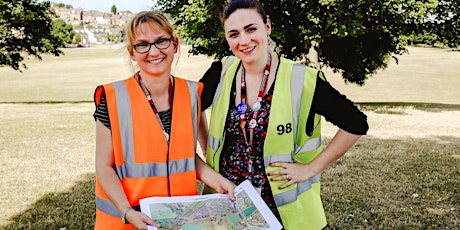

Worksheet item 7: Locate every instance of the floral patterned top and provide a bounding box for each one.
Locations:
[219,78,283,223]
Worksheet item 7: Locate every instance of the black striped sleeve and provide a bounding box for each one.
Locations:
[93,96,111,129]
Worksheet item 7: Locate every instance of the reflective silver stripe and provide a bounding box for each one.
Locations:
[112,80,196,180]
[169,157,196,174]
[291,63,306,154]
[263,137,320,167]
[290,64,322,154]
[96,196,120,217]
[297,136,321,154]
[273,173,321,206]
[212,56,237,106]
[264,154,292,167]
[185,80,199,150]
[112,81,134,173]
[97,157,198,216]
[117,158,196,178]
[116,162,168,178]
[212,74,226,106]
[208,134,220,152]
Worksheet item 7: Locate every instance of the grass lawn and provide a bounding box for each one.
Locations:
[0,45,458,229]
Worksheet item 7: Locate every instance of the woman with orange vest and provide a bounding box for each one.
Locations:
[93,11,236,229]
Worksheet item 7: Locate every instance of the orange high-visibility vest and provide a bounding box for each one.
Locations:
[93,76,202,229]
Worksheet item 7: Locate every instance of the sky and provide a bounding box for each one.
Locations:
[46,0,156,13]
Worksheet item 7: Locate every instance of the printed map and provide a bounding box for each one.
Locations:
[140,180,282,230]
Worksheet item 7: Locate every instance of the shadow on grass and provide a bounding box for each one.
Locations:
[1,174,95,230]
[2,101,459,115]
[358,102,460,114]
[0,101,92,104]
[1,136,459,230]
[322,135,460,229]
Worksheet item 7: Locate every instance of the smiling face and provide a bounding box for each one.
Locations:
[128,22,178,78]
[224,8,271,65]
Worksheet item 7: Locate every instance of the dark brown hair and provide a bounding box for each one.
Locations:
[222,0,267,24]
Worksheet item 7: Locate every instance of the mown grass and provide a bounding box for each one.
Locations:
[1,111,458,229]
[0,103,95,229]
[322,137,459,229]
[1,174,95,230]
[0,45,459,229]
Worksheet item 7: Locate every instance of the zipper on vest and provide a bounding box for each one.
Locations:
[166,151,171,196]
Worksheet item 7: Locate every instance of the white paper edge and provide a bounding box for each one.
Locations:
[140,180,282,230]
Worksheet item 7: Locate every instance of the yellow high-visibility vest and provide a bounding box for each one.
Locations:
[207,55,327,230]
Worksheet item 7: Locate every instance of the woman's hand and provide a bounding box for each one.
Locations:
[267,162,316,189]
[269,130,362,189]
[126,209,160,230]
[195,154,237,201]
[212,176,237,201]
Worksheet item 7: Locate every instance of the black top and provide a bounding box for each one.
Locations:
[199,60,368,135]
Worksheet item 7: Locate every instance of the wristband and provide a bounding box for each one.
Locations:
[121,207,133,224]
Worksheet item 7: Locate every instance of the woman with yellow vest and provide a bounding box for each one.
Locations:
[93,11,236,229]
[199,0,368,229]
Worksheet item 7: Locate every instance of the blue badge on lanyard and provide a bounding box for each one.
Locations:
[236,102,248,114]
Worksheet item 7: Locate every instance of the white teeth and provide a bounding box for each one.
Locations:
[242,47,255,52]
[147,58,164,64]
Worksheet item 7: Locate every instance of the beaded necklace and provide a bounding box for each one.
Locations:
[236,53,272,172]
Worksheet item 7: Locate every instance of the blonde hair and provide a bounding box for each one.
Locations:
[124,11,179,73]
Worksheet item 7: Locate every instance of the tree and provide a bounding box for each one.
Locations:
[111,4,117,15]
[156,0,441,85]
[424,0,459,48]
[1,0,64,71]
[51,19,75,46]
[73,33,82,44]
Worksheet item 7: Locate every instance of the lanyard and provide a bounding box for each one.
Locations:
[236,53,271,172]
[136,73,173,142]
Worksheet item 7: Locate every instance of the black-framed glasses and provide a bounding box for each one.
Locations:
[132,37,173,54]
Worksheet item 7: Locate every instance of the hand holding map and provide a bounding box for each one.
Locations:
[140,180,282,230]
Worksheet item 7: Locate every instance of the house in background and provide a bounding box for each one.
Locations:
[106,27,125,43]
[74,29,89,45]
[50,3,133,45]
[84,28,108,44]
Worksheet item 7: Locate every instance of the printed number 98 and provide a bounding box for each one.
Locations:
[277,123,292,135]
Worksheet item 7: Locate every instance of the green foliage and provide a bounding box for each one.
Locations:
[73,33,82,44]
[51,19,75,46]
[107,33,124,43]
[406,31,439,46]
[424,0,460,48]
[55,3,72,9]
[156,0,442,85]
[398,0,459,49]
[158,0,230,58]
[111,4,117,15]
[0,0,64,71]
[108,34,117,42]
